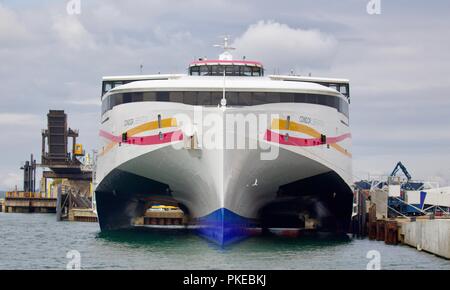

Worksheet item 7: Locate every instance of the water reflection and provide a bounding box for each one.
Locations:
[96,227,352,253]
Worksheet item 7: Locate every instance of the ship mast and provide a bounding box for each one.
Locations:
[214,36,236,108]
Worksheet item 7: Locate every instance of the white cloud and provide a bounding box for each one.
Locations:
[0,113,40,126]
[0,172,21,191]
[52,15,96,50]
[0,4,29,42]
[233,21,338,72]
[67,99,101,106]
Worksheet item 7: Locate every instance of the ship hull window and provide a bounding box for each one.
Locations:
[132,92,143,103]
[111,94,122,110]
[143,92,157,102]
[267,92,280,103]
[318,95,327,106]
[198,92,212,106]
[170,91,184,103]
[239,92,252,106]
[102,91,349,118]
[157,92,170,102]
[227,92,239,106]
[184,91,197,105]
[123,93,132,104]
[306,94,318,104]
[294,93,306,103]
[253,92,267,105]
[281,93,295,103]
[211,92,223,106]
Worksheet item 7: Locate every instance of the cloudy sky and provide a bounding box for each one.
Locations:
[0,0,449,190]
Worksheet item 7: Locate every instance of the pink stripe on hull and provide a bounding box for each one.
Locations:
[264,130,351,147]
[99,130,184,145]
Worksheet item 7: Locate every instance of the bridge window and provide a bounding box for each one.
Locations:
[225,66,235,76]
[233,66,241,76]
[242,66,252,76]
[105,82,113,91]
[102,81,129,96]
[190,66,200,76]
[200,66,210,76]
[252,67,261,76]
[211,65,224,76]
[189,65,263,77]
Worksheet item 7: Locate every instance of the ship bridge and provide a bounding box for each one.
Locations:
[188,59,264,77]
[189,36,264,77]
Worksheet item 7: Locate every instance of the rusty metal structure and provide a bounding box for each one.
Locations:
[41,110,81,170]
[40,110,92,181]
[21,154,37,193]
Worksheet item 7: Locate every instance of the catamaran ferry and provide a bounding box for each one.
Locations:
[94,39,354,245]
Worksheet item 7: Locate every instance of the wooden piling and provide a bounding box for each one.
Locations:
[368,222,378,240]
[376,220,386,241]
[385,220,398,245]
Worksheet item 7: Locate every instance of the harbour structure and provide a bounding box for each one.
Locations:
[95,38,354,245]
[3,155,57,213]
[352,162,450,259]
[39,110,96,221]
[40,110,93,185]
[3,191,57,213]
[354,162,450,217]
[363,197,450,260]
[3,110,95,216]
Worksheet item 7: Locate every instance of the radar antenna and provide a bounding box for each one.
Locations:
[214,35,235,61]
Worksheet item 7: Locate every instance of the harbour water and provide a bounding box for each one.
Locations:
[0,213,449,270]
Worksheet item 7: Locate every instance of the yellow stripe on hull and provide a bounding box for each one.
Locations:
[100,118,178,156]
[271,118,352,158]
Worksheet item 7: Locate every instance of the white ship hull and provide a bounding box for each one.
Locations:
[95,101,353,245]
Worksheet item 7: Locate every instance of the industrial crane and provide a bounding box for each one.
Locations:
[387,162,426,216]
[390,162,412,181]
